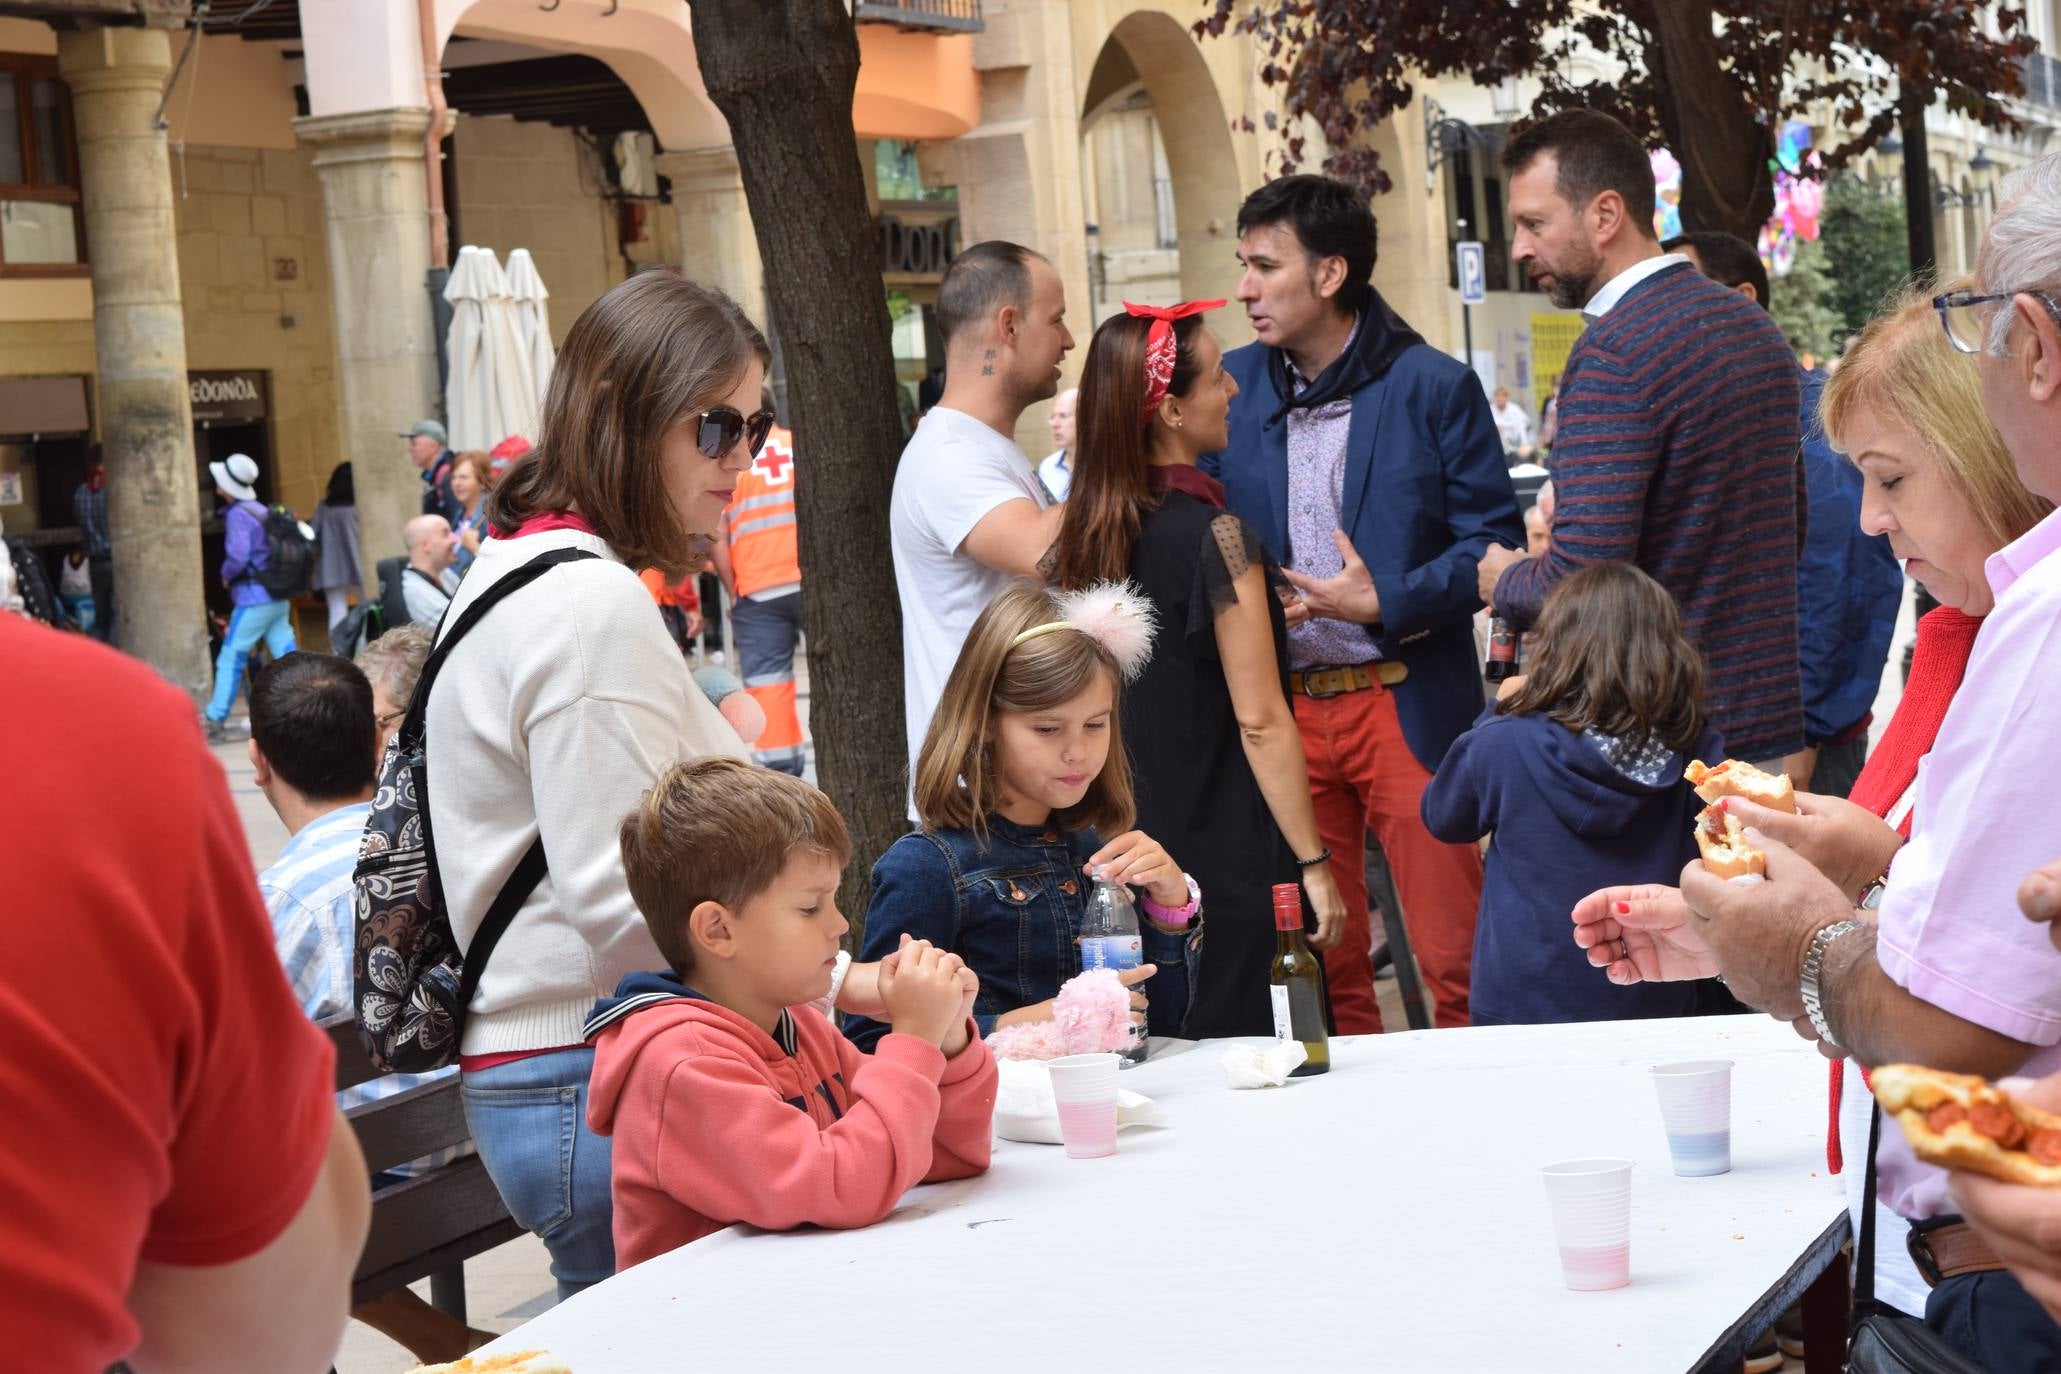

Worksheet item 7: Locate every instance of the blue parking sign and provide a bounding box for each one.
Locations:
[1457,240,1486,305]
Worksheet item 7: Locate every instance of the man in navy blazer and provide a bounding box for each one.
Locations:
[1202,175,1523,1033]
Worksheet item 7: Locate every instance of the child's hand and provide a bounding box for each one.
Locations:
[1086,831,1187,908]
[833,933,910,1018]
[937,964,980,1058]
[880,939,970,1049]
[954,963,979,1025]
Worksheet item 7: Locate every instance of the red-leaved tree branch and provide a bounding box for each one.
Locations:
[1197,0,2035,240]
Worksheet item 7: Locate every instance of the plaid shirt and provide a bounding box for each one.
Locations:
[72,483,109,559]
[259,801,467,1175]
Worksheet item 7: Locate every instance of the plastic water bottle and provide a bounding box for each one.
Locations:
[1078,871,1148,1065]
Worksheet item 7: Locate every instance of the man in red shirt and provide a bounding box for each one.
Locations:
[0,616,370,1372]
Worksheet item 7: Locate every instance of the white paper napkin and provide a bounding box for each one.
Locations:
[1219,1040,1307,1088]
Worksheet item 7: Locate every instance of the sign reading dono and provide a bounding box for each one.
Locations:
[877,211,960,281]
[188,370,269,424]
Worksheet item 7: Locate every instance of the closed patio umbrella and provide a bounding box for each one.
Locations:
[442,245,495,451]
[505,247,556,414]
[476,248,538,448]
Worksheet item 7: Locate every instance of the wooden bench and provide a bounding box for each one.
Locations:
[322,1014,526,1323]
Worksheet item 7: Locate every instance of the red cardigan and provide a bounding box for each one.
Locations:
[1827,606,1984,1171]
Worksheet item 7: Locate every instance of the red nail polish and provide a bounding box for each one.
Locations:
[1616,901,1630,914]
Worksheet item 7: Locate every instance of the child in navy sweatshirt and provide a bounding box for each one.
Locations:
[1423,563,1725,1026]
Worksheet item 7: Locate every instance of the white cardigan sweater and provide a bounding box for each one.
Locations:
[425,528,745,1056]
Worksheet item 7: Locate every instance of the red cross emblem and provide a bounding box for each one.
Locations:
[754,440,794,485]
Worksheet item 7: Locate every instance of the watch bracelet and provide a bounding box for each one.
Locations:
[1801,918,1866,1045]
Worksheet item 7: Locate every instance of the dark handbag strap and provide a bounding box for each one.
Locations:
[404,545,600,1002]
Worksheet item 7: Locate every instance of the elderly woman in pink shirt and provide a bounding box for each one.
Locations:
[1575,161,2061,1370]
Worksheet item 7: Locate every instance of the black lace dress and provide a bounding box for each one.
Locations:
[1124,488,1306,1039]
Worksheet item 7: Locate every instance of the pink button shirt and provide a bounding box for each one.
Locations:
[1872,506,2061,1220]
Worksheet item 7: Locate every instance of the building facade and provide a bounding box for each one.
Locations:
[9,0,2051,699]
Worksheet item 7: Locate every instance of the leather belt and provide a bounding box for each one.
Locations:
[1908,1220,2007,1287]
[1289,662,1409,698]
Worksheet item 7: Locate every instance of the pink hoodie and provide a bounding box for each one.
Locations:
[585,988,998,1271]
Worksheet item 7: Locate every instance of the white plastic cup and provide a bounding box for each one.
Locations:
[1650,1059,1734,1177]
[1047,1052,1121,1159]
[1540,1158,1633,1291]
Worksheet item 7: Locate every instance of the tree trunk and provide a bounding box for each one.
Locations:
[1646,2,1776,243]
[689,0,908,938]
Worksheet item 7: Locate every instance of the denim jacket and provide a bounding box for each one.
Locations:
[842,815,1202,1052]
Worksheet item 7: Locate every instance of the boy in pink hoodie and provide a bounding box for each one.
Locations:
[586,757,998,1271]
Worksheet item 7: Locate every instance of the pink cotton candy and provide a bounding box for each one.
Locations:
[985,966,1140,1061]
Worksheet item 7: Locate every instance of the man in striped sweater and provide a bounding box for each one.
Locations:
[1478,109,1804,766]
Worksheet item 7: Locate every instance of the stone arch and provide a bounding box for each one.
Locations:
[1079,8,1245,315]
[436,0,728,151]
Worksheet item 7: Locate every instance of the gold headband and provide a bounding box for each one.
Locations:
[1007,620,1074,651]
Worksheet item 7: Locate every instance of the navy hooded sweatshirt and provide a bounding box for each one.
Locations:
[1422,705,1725,1027]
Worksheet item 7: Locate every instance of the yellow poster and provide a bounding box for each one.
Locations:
[1530,312,1587,402]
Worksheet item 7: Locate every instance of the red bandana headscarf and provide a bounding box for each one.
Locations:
[1125,299,1225,423]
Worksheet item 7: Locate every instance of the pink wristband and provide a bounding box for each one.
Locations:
[1141,873,1201,927]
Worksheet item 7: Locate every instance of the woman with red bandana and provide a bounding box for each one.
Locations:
[1048,302,1348,1038]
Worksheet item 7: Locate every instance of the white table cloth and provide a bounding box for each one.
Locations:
[477,1015,1846,1372]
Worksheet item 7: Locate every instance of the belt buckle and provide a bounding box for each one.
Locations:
[1302,665,1342,700]
[1906,1218,1953,1287]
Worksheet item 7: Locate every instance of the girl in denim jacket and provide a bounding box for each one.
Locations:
[843,581,1203,1052]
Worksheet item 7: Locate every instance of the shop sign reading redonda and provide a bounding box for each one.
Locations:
[188,370,269,424]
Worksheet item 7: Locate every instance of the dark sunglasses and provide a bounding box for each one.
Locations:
[695,406,776,460]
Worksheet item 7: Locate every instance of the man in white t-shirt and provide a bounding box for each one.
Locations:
[891,240,1075,796]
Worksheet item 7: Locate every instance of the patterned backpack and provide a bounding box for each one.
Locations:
[352,546,597,1073]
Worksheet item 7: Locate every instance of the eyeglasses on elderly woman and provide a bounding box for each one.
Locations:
[1932,287,2061,355]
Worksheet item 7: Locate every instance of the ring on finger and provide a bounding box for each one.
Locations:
[1617,937,1630,962]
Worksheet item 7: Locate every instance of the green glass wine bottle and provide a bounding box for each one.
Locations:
[1269,882,1330,1076]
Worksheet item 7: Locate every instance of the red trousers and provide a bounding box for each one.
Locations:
[1295,685,1482,1032]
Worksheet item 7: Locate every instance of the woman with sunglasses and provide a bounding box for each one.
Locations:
[421,269,791,1297]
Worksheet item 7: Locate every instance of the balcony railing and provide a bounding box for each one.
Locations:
[2020,51,2061,111]
[854,1,983,33]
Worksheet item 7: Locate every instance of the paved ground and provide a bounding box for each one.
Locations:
[218,599,1915,1371]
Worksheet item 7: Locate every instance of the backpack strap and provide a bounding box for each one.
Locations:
[397,545,600,749]
[456,835,547,1017]
[405,544,601,1006]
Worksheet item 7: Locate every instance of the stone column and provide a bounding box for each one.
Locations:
[654,146,768,324]
[57,26,210,699]
[294,108,438,578]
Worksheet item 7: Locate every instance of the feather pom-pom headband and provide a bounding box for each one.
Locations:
[1007,581,1158,682]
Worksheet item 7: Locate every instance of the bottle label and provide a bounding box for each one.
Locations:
[1080,935,1142,972]
[1488,619,1517,664]
[1270,983,1292,1041]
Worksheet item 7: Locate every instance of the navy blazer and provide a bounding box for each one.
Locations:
[1203,338,1523,773]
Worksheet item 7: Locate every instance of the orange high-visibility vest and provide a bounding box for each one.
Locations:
[722,426,801,600]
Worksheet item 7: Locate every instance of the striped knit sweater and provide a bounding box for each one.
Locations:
[1495,261,1805,760]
